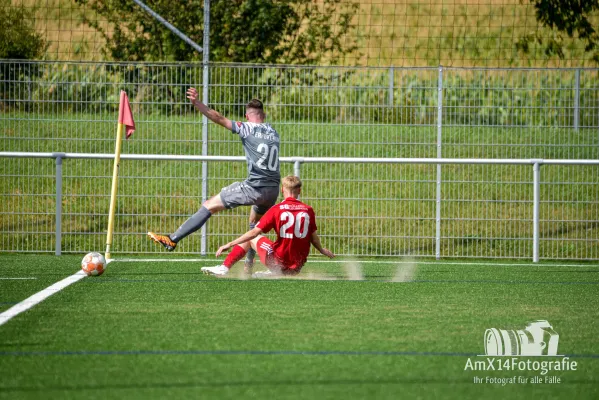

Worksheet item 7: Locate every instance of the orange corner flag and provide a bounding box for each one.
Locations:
[118,90,135,139]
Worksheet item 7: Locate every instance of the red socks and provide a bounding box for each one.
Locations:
[223,245,248,268]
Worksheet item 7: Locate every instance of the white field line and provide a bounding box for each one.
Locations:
[0,277,37,280]
[0,271,86,327]
[113,259,599,268]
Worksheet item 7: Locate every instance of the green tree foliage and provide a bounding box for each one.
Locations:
[518,0,599,63]
[0,0,47,60]
[0,0,47,104]
[74,0,358,64]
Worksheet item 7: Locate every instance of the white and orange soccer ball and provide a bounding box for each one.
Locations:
[81,252,106,276]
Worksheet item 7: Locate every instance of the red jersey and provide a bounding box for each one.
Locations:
[256,197,317,271]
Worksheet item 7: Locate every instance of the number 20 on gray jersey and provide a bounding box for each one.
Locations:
[256,143,279,172]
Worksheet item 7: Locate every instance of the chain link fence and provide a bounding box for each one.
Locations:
[8,0,599,67]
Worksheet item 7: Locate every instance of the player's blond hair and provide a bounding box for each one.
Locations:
[282,175,302,194]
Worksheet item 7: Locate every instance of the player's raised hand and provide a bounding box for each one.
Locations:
[215,243,231,257]
[321,248,335,259]
[187,87,200,105]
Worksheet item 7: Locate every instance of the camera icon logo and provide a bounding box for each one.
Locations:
[484,320,559,356]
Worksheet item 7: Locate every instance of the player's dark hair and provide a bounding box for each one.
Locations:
[246,99,264,117]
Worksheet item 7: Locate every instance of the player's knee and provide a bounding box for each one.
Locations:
[250,235,263,249]
[249,208,262,224]
[203,195,225,213]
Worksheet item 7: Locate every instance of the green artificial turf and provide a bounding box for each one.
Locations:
[1,254,598,399]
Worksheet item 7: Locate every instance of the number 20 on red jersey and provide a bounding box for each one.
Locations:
[279,211,310,239]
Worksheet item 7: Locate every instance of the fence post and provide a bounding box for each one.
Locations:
[200,0,210,256]
[54,154,63,256]
[293,160,302,178]
[436,66,443,260]
[533,162,541,263]
[574,69,580,131]
[388,67,394,106]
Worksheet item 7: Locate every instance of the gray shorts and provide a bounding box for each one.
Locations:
[219,181,279,215]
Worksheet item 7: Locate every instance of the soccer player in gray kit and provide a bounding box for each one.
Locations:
[148,87,281,273]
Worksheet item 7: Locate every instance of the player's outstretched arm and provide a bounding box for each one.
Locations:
[215,227,264,257]
[187,87,233,131]
[310,231,335,259]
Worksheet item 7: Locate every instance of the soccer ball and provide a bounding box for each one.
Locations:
[81,252,106,276]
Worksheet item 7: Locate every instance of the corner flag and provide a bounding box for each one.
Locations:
[118,91,136,139]
[106,91,135,260]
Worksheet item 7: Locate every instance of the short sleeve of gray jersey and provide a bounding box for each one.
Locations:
[231,121,281,188]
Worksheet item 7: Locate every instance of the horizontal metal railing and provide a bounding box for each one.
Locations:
[3,152,598,165]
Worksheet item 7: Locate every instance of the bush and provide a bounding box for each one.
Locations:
[0,1,46,60]
[0,1,47,104]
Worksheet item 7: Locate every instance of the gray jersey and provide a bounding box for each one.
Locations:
[231,121,281,188]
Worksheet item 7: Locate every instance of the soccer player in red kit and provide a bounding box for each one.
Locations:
[202,175,335,277]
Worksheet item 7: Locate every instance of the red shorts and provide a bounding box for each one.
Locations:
[255,237,299,275]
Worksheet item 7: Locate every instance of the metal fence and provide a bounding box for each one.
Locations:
[1,61,598,259]
[2,62,598,153]
[1,153,598,261]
